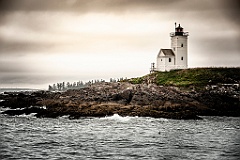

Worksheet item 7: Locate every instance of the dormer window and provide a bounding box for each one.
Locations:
[169,58,171,62]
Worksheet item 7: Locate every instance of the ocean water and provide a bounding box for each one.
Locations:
[0,88,41,96]
[0,112,240,160]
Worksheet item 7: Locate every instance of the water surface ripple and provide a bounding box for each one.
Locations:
[0,114,240,160]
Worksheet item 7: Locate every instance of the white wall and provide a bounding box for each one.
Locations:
[171,35,188,68]
[156,50,175,71]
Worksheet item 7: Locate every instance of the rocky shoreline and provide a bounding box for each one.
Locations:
[0,82,239,120]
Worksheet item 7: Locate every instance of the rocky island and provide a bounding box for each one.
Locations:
[1,68,239,120]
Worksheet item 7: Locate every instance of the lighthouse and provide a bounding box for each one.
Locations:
[156,23,189,71]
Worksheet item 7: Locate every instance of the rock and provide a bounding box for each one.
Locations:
[118,89,134,103]
[1,82,239,119]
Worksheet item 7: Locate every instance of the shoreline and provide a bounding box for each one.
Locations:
[1,82,239,120]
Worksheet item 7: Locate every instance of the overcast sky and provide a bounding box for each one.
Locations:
[0,0,239,89]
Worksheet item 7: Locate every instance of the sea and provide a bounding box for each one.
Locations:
[0,90,240,160]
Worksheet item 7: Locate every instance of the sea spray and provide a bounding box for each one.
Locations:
[17,113,37,118]
[103,114,133,122]
[0,106,11,114]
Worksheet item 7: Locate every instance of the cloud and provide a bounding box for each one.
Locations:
[0,0,239,20]
[220,0,240,27]
[0,61,26,73]
[190,36,240,67]
[0,73,57,87]
[0,0,180,12]
[0,38,57,54]
[0,11,165,55]
[1,0,234,14]
[0,0,239,88]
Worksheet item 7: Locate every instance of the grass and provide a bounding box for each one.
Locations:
[129,77,144,84]
[129,67,240,89]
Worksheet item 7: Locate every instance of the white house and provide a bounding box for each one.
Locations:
[156,23,189,71]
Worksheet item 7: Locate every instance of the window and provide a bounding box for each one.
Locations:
[181,57,183,60]
[169,58,171,62]
[181,44,183,47]
[173,47,175,51]
[161,59,162,61]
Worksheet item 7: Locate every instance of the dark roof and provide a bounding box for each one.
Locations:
[159,49,175,56]
[176,24,183,29]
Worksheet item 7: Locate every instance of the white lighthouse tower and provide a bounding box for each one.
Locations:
[156,23,189,71]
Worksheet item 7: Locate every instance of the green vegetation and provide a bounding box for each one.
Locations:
[130,68,240,89]
[129,77,144,84]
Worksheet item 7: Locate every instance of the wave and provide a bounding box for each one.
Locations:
[16,113,37,118]
[0,106,12,113]
[103,114,136,122]
[0,88,41,95]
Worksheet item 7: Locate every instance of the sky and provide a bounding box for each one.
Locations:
[0,0,239,89]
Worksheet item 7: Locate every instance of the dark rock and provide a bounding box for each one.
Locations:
[1,82,239,119]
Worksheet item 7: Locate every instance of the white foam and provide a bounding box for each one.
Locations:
[158,118,169,122]
[58,115,70,119]
[104,114,132,122]
[0,107,11,113]
[41,106,47,109]
[17,113,37,118]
